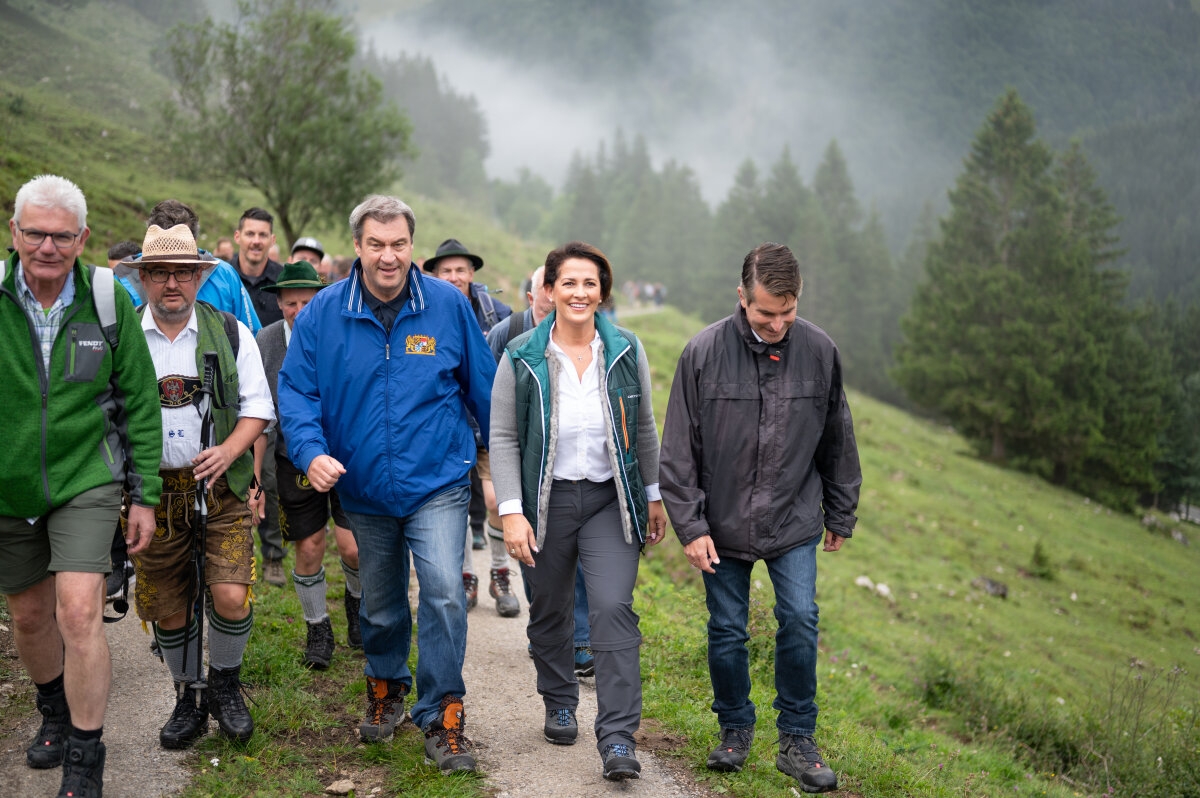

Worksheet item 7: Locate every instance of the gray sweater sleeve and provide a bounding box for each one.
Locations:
[634,338,661,489]
[489,352,524,509]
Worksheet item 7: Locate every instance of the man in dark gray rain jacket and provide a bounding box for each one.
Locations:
[660,242,861,794]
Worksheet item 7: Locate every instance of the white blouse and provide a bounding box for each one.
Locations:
[496,324,659,518]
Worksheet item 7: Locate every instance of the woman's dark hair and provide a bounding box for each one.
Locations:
[543,241,613,302]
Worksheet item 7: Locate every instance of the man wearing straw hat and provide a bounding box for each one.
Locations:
[254,261,362,670]
[2,174,162,798]
[121,222,274,750]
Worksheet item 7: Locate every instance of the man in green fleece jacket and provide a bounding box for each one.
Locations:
[1,174,163,798]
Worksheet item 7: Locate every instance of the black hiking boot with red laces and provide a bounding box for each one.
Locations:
[706,726,754,772]
[360,676,407,742]
[777,733,838,793]
[423,695,476,772]
[27,688,71,768]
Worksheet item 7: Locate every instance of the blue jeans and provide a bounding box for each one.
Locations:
[702,534,821,736]
[345,485,470,730]
[521,559,590,646]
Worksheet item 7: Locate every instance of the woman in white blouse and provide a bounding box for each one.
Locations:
[489,241,667,781]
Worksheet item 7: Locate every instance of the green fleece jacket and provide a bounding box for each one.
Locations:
[0,253,163,517]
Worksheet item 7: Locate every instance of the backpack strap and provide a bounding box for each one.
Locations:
[89,264,120,350]
[476,286,500,330]
[504,309,526,348]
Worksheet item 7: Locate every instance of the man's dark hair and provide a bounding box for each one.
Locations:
[147,199,200,238]
[544,241,613,302]
[107,240,141,261]
[238,206,274,232]
[741,242,802,301]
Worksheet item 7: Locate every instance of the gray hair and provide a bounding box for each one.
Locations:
[349,195,415,243]
[13,175,87,231]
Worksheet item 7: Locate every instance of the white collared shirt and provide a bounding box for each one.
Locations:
[142,307,275,468]
[496,324,660,517]
[548,327,613,482]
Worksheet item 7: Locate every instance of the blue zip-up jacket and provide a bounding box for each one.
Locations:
[277,263,496,517]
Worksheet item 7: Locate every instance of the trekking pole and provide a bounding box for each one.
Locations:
[182,351,221,692]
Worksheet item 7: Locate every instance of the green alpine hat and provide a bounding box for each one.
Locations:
[262,261,327,293]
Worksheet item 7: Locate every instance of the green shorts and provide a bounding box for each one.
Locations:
[0,483,123,595]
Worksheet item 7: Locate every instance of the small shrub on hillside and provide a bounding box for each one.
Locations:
[1080,665,1200,797]
[1028,539,1057,580]
[914,656,1200,795]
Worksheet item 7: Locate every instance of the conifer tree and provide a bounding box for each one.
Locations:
[896,90,1104,466]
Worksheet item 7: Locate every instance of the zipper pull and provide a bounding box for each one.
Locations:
[386,343,390,360]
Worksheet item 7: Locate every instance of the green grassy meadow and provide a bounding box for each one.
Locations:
[1,2,1197,791]
[626,309,1200,798]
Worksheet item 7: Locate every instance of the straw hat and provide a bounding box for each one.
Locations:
[126,224,202,267]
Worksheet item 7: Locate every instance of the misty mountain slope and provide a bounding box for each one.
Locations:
[363,0,1200,306]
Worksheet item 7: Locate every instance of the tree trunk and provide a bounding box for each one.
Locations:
[991,423,1006,461]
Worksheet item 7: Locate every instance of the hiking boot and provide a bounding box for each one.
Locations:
[706,726,754,772]
[27,687,71,768]
[344,592,363,649]
[207,665,254,742]
[601,741,641,781]
[303,617,335,669]
[263,558,286,587]
[463,573,478,611]
[360,676,407,743]
[471,531,486,550]
[159,681,208,749]
[57,735,105,798]
[574,646,595,677]
[489,567,520,617]
[544,707,578,745]
[777,733,838,793]
[423,695,476,772]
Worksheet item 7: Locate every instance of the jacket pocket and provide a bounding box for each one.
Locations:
[63,323,108,383]
[613,388,639,455]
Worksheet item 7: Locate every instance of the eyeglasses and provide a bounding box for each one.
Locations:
[17,226,80,250]
[145,267,199,284]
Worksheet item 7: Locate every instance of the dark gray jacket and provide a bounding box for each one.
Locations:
[660,303,861,561]
[256,318,288,454]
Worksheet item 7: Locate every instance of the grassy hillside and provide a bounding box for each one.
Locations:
[626,311,1200,798]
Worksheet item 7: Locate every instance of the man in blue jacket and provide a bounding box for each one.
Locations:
[277,194,496,774]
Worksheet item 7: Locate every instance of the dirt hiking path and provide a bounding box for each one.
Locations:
[0,546,712,797]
